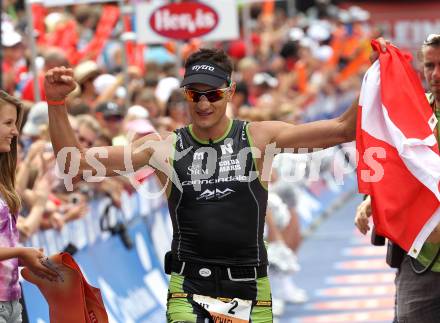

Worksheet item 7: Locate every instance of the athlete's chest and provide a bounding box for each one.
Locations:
[174,135,256,201]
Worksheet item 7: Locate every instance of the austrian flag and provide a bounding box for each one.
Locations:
[356,41,440,258]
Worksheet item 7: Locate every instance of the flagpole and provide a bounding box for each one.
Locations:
[174,0,183,78]
[241,1,253,57]
[25,0,41,102]
[118,0,132,108]
[287,0,296,17]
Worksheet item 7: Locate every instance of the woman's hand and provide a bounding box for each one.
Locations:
[25,140,46,164]
[18,248,60,281]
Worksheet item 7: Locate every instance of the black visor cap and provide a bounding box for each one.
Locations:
[181,61,230,88]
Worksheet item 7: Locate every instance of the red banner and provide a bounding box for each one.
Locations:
[345,1,440,51]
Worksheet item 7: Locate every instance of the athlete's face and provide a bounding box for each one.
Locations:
[422,43,440,102]
[184,82,235,130]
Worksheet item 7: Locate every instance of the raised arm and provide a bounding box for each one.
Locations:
[253,98,358,151]
[44,67,173,183]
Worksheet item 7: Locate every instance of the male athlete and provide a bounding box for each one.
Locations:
[45,48,357,322]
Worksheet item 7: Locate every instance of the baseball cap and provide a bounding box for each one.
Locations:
[127,105,149,119]
[181,61,231,88]
[23,102,48,136]
[228,40,246,60]
[93,74,116,94]
[125,119,156,135]
[288,27,305,42]
[348,6,370,22]
[313,45,333,62]
[95,101,125,118]
[307,23,331,42]
[2,28,22,47]
[155,77,180,103]
[253,73,278,88]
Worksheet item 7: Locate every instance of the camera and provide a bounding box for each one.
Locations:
[100,202,133,250]
[69,193,82,205]
[371,227,386,246]
[110,222,133,250]
[63,242,78,256]
[164,251,173,275]
[371,226,405,268]
[79,184,93,200]
[386,240,405,268]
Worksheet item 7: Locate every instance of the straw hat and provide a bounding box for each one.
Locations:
[74,60,100,84]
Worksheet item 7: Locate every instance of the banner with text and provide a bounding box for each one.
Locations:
[135,0,239,44]
[43,0,117,6]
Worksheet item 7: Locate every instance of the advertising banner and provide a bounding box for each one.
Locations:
[345,1,440,51]
[43,0,117,7]
[22,216,170,323]
[135,0,239,44]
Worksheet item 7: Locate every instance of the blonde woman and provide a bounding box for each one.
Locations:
[0,91,58,322]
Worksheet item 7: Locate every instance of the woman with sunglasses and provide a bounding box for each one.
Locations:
[44,47,358,322]
[0,91,59,322]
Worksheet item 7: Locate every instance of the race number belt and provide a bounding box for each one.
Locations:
[169,293,272,323]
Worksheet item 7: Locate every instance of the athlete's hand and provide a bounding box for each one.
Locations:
[354,196,372,235]
[18,248,60,281]
[370,37,390,63]
[44,67,77,102]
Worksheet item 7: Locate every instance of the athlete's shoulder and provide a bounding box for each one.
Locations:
[246,121,274,148]
[247,120,286,135]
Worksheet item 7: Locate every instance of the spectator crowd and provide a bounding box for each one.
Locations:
[2,0,378,317]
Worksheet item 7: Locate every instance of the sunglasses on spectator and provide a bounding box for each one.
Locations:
[183,87,230,103]
[78,135,94,147]
[424,34,440,46]
[104,115,123,122]
[75,131,94,148]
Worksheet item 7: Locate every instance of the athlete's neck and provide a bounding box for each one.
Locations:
[191,117,232,142]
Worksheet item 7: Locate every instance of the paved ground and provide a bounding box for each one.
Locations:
[279,194,396,323]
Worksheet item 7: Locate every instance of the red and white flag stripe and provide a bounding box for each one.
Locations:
[356,42,440,257]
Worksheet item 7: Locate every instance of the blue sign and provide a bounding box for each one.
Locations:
[22,216,170,323]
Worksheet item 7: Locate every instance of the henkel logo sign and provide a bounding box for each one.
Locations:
[150,2,219,40]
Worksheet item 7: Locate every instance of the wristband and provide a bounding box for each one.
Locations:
[46,99,65,106]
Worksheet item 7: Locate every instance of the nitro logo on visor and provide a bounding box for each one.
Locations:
[192,65,215,72]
